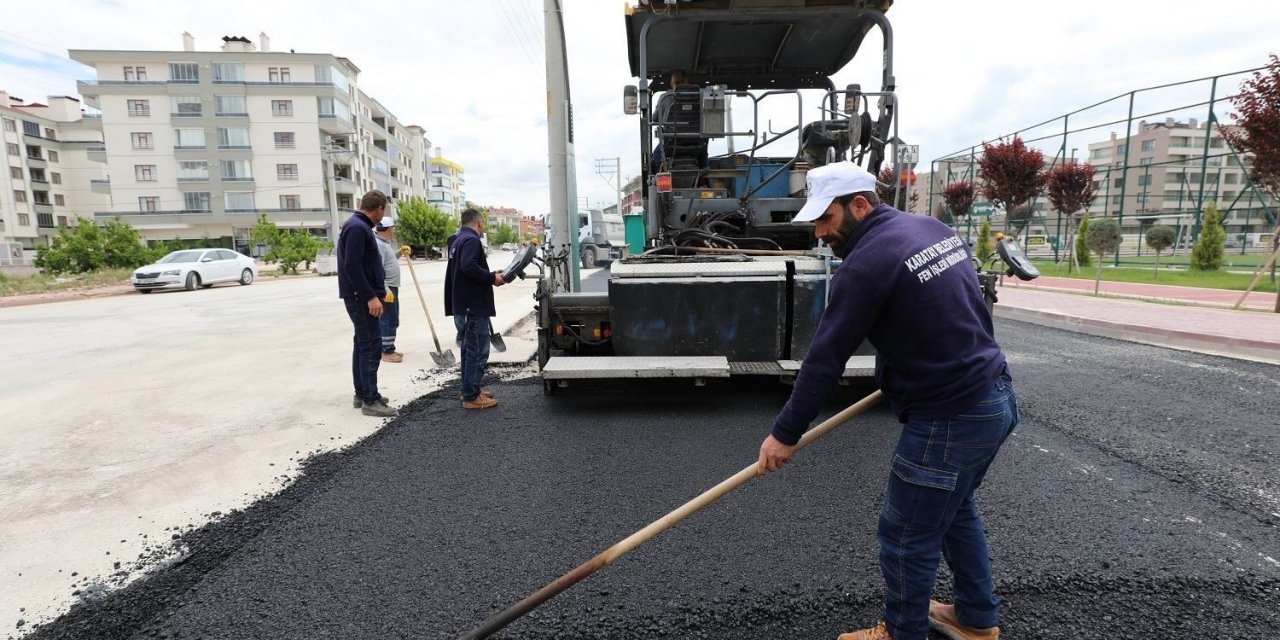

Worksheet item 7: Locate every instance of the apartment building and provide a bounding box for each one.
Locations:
[428,148,466,216]
[1085,118,1272,243]
[0,92,110,259]
[483,205,522,231]
[70,33,432,253]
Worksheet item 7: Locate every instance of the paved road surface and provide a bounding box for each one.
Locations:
[22,319,1280,639]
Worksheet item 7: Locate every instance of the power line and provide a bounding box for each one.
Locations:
[493,0,543,76]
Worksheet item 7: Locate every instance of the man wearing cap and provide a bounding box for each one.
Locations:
[374,214,404,363]
[756,161,1017,640]
[337,190,396,418]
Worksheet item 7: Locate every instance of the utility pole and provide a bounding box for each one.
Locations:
[594,157,621,216]
[544,0,580,292]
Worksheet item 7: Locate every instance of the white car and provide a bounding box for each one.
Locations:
[132,249,257,293]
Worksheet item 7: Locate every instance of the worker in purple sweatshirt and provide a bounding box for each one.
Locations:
[757,162,1017,640]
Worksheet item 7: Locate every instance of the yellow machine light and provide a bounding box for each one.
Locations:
[555,324,564,336]
[593,327,602,339]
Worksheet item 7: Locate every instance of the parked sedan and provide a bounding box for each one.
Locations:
[132,249,257,293]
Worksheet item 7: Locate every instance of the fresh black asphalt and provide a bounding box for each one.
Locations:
[21,319,1280,639]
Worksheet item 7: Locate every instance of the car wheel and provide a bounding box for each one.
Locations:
[582,248,597,269]
[139,289,153,294]
[239,268,254,285]
[184,272,200,291]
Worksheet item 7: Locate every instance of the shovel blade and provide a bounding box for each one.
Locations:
[431,350,457,367]
[490,333,507,353]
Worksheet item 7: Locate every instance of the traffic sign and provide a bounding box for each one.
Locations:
[896,144,920,166]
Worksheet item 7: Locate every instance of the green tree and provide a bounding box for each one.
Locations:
[1085,218,1121,295]
[396,197,454,256]
[1074,215,1092,268]
[250,214,326,274]
[34,217,154,275]
[1190,203,1226,271]
[1145,225,1176,279]
[976,219,993,266]
[488,223,519,246]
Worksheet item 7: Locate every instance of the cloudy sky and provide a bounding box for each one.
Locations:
[1,0,1276,217]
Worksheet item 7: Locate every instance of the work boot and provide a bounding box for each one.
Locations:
[361,399,398,417]
[929,601,1000,640]
[353,394,390,408]
[837,620,892,640]
[459,389,494,401]
[462,395,498,410]
[381,352,404,363]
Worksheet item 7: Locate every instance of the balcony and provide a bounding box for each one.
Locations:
[91,179,111,194]
[221,176,255,183]
[170,112,203,118]
[318,114,355,135]
[37,213,56,228]
[33,202,54,214]
[87,146,106,162]
[331,177,360,194]
[25,155,46,168]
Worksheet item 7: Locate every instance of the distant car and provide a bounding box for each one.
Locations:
[501,243,516,251]
[132,249,257,293]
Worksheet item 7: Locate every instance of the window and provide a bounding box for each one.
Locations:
[274,131,295,148]
[135,164,156,181]
[217,127,250,148]
[1113,177,1124,188]
[280,194,300,210]
[51,172,61,185]
[32,191,50,205]
[220,159,252,180]
[1115,144,1127,156]
[57,215,67,226]
[23,121,39,136]
[1140,140,1156,152]
[268,67,291,83]
[2,118,14,132]
[47,150,58,163]
[1138,175,1152,186]
[13,190,26,203]
[317,97,350,121]
[123,66,148,82]
[29,169,45,182]
[171,95,202,116]
[44,128,56,140]
[1169,136,1189,147]
[183,192,211,211]
[1210,138,1225,149]
[6,143,17,156]
[168,62,199,83]
[271,100,293,116]
[55,194,65,206]
[127,99,150,116]
[1225,173,1239,185]
[1111,195,1122,205]
[212,62,244,83]
[25,144,42,159]
[9,167,21,179]
[18,213,29,226]
[131,132,153,149]
[314,64,350,92]
[225,191,255,211]
[276,163,299,180]
[174,128,206,148]
[215,95,246,115]
[177,160,208,180]
[1139,157,1153,165]
[139,196,158,212]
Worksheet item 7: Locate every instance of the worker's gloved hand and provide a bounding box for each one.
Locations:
[384,290,396,304]
[398,244,412,257]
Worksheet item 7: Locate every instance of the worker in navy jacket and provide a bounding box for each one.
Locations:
[756,162,1017,640]
[337,190,396,418]
[445,207,505,409]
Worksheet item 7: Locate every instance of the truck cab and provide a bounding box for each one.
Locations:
[578,209,627,268]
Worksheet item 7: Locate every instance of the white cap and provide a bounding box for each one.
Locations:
[793,161,878,223]
[377,215,395,229]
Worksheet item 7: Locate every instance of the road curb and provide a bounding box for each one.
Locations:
[0,272,317,309]
[1005,282,1275,313]
[995,304,1280,366]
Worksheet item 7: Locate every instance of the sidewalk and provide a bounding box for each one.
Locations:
[995,285,1280,366]
[1006,274,1277,311]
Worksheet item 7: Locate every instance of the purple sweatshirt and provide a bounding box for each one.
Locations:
[771,204,1007,445]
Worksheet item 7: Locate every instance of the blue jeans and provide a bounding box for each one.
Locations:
[878,374,1018,640]
[380,286,399,353]
[344,297,383,404]
[455,314,491,401]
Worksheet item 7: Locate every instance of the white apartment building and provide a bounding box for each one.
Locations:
[428,148,466,216]
[0,91,109,260]
[71,33,433,253]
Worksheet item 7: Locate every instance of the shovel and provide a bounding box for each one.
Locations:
[488,319,506,353]
[403,254,456,367]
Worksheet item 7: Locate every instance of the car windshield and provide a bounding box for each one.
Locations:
[158,250,204,264]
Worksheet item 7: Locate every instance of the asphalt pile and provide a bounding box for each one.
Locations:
[20,320,1280,639]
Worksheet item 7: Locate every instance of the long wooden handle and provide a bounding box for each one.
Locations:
[459,389,885,639]
[404,257,444,352]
